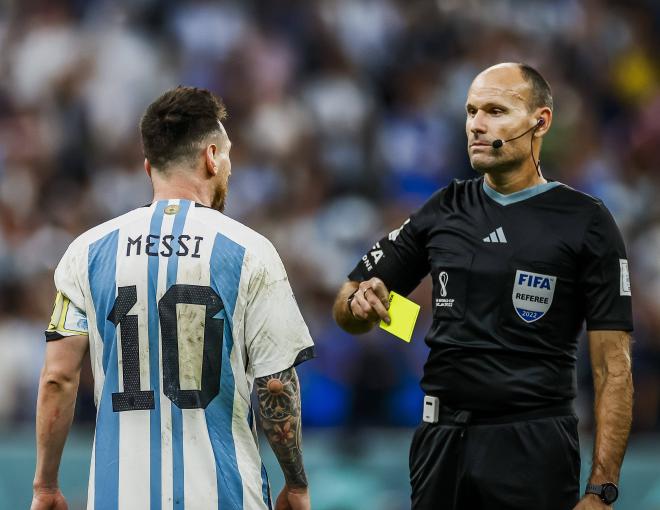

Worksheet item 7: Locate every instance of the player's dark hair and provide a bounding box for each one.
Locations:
[518,63,553,112]
[140,86,227,171]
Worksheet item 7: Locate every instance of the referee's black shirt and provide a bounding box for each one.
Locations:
[349,177,633,414]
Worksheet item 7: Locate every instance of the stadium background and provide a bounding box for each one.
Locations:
[0,0,659,508]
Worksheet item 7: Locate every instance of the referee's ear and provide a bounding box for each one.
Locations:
[533,108,552,138]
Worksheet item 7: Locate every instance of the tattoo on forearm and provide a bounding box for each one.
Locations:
[256,368,308,488]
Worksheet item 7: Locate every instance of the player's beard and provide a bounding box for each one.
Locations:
[211,180,228,213]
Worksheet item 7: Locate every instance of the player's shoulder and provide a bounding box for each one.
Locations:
[191,205,280,263]
[64,207,149,259]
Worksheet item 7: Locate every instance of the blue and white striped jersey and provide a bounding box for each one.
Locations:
[46,200,315,510]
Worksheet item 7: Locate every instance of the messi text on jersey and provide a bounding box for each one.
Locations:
[126,233,204,258]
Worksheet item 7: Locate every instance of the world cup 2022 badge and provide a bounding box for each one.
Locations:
[435,271,455,308]
[512,270,557,323]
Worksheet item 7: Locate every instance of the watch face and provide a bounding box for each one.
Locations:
[602,484,618,504]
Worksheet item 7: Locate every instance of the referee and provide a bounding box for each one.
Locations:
[333,63,633,510]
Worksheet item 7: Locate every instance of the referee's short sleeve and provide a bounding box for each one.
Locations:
[244,242,315,379]
[46,243,89,341]
[579,203,633,331]
[348,199,433,296]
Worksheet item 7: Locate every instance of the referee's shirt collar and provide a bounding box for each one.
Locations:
[482,178,561,206]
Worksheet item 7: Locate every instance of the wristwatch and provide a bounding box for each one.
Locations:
[585,483,618,505]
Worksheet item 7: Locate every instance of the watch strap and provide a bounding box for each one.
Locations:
[585,482,618,505]
[585,483,602,495]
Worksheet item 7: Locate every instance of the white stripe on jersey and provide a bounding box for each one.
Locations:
[182,411,218,508]
[160,393,174,510]
[115,217,151,510]
[175,217,219,509]
[87,437,95,510]
[233,386,269,510]
[118,410,152,510]
[158,209,176,510]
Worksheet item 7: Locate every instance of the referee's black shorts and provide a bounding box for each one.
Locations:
[409,403,581,510]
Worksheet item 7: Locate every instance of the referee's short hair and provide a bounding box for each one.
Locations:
[140,86,227,171]
[518,63,553,112]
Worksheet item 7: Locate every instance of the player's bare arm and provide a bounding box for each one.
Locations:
[256,367,310,510]
[574,330,633,510]
[32,334,89,510]
[332,277,390,334]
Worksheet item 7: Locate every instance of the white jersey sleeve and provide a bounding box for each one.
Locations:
[46,243,89,340]
[244,241,314,378]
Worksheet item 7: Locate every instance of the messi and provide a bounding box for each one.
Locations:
[518,272,552,290]
[126,233,204,258]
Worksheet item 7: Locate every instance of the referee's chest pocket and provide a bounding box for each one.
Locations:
[430,250,473,320]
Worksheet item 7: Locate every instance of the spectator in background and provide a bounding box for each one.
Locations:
[0,0,657,435]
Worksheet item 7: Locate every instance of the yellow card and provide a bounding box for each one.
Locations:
[379,291,420,343]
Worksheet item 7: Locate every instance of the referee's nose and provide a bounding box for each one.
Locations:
[469,110,489,138]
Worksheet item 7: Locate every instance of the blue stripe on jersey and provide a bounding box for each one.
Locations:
[207,233,246,510]
[89,230,120,374]
[88,229,120,510]
[148,202,167,510]
[165,200,191,509]
[260,464,272,510]
[248,408,272,509]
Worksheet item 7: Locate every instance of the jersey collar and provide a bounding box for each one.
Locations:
[482,178,561,206]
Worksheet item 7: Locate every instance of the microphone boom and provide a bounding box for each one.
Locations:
[491,118,543,149]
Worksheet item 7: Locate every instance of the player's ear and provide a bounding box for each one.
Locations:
[144,158,152,178]
[205,144,219,176]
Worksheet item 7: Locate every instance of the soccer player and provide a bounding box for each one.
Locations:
[31,87,314,510]
[333,63,633,510]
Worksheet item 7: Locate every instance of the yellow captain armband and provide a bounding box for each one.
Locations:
[46,291,88,339]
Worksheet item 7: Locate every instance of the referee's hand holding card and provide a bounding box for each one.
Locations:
[351,278,391,323]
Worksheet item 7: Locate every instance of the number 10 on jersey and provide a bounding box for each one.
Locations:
[109,284,225,412]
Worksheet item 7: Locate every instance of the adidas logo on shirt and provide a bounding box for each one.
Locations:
[483,227,507,243]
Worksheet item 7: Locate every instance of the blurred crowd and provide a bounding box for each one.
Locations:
[0,0,659,432]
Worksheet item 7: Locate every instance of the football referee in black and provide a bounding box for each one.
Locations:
[333,63,633,510]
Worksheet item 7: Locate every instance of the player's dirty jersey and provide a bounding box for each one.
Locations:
[349,177,633,414]
[47,200,315,510]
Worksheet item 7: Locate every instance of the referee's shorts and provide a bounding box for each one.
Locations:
[409,401,580,510]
